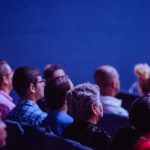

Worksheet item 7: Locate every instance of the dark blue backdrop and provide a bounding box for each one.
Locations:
[0,0,150,90]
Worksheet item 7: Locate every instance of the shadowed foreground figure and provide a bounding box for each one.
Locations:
[63,82,110,150]
[112,94,150,150]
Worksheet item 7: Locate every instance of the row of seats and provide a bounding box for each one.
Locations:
[2,120,93,150]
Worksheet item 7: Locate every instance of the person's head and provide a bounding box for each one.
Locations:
[94,65,120,96]
[134,63,150,95]
[43,64,66,81]
[0,60,13,94]
[13,66,45,101]
[44,75,73,111]
[66,82,103,124]
[0,114,7,148]
[129,95,150,133]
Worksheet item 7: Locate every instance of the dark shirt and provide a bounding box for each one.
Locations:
[62,121,111,150]
[37,98,49,113]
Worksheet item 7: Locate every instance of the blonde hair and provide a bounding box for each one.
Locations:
[134,63,150,80]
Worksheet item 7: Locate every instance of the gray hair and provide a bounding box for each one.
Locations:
[66,82,101,121]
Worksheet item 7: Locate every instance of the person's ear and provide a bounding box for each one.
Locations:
[112,79,117,88]
[29,83,36,94]
[2,76,8,85]
[91,102,103,117]
[91,103,98,115]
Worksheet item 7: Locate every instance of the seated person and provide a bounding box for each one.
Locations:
[94,65,128,117]
[7,66,47,127]
[37,64,66,112]
[112,94,150,150]
[129,63,150,96]
[42,76,73,136]
[62,82,111,150]
[0,60,15,119]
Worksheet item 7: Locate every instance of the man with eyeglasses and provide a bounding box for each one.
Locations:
[0,59,15,119]
[7,66,47,127]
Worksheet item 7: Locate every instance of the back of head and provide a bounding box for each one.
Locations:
[44,76,73,110]
[129,94,150,133]
[66,82,102,121]
[94,65,120,96]
[43,64,65,81]
[13,66,40,98]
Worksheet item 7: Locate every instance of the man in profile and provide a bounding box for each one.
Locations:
[0,60,15,119]
[94,65,128,117]
[7,66,47,126]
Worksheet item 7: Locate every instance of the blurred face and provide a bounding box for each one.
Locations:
[0,120,7,148]
[112,70,120,95]
[35,76,45,100]
[53,69,65,78]
[3,64,13,93]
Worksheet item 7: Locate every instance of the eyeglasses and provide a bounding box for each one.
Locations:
[36,79,46,84]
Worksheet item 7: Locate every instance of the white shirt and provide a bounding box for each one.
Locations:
[101,96,128,117]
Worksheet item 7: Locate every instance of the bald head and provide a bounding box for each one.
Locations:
[94,65,120,96]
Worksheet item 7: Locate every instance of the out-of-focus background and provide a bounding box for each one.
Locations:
[0,0,150,90]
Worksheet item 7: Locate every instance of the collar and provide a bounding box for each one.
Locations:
[0,90,13,101]
[100,96,122,107]
[19,99,37,105]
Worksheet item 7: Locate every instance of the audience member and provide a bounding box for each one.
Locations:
[63,82,110,150]
[94,65,128,117]
[129,63,150,96]
[7,66,47,127]
[112,94,150,150]
[37,64,66,112]
[42,75,73,136]
[0,60,15,119]
[43,64,66,81]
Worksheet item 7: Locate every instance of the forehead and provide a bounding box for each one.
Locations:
[0,63,12,75]
[36,75,42,81]
[5,64,12,72]
[0,120,6,128]
[53,69,65,78]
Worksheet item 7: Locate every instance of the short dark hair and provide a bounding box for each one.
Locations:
[44,76,72,109]
[43,65,64,81]
[13,66,40,97]
[129,94,150,133]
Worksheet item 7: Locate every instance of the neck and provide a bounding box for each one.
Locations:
[59,104,67,112]
[101,88,116,97]
[0,86,11,95]
[87,117,98,124]
[21,95,37,102]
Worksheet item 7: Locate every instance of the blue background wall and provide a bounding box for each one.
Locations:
[0,0,150,90]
